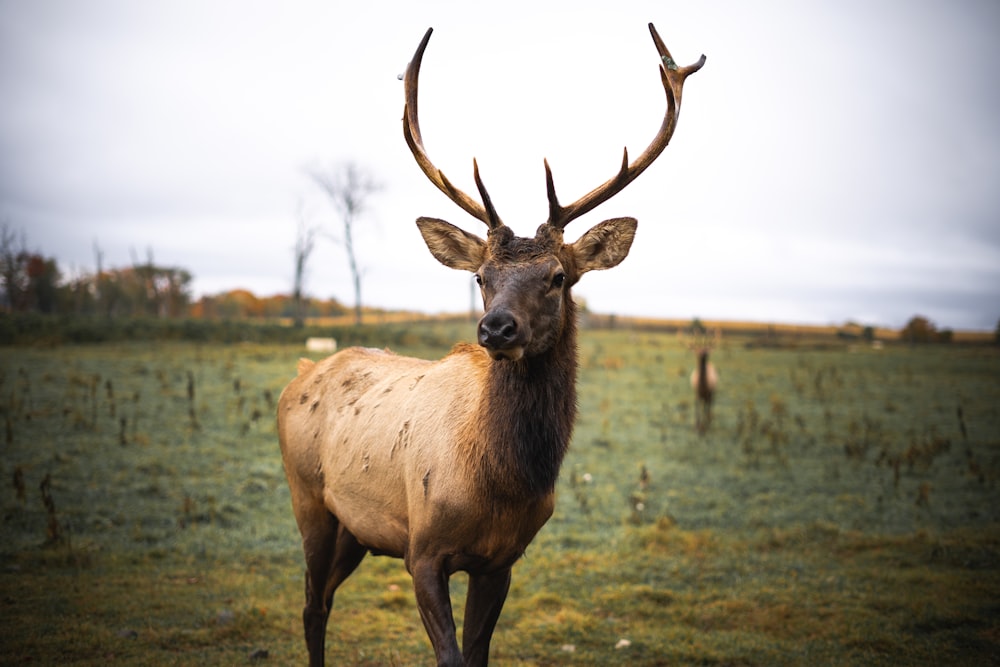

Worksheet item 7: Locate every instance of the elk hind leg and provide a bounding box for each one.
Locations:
[301,509,367,667]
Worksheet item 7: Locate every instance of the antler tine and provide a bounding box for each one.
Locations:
[403,28,503,230]
[471,159,503,230]
[547,23,706,230]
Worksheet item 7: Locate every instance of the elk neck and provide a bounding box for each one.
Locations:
[696,350,712,396]
[472,299,579,504]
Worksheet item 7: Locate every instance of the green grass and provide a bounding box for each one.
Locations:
[1,328,998,665]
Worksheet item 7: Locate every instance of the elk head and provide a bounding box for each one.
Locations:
[404,24,705,361]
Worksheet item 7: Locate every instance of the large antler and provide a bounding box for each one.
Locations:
[403,28,503,231]
[681,325,721,353]
[546,23,706,229]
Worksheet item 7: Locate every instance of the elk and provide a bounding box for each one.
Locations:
[277,24,704,667]
[687,328,719,434]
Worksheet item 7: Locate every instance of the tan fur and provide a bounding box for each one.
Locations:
[278,345,553,569]
[689,359,718,392]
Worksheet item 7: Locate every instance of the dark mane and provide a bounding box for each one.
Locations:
[477,298,578,501]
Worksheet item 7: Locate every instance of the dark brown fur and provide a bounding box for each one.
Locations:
[474,300,578,502]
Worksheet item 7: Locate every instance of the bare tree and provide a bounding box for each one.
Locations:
[93,240,106,316]
[125,247,191,317]
[0,221,28,311]
[292,200,319,328]
[307,161,381,326]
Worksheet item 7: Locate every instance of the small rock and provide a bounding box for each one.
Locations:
[249,648,269,661]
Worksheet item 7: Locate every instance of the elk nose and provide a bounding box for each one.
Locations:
[478,309,520,351]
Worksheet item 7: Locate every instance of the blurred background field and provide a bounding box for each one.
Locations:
[1,319,998,665]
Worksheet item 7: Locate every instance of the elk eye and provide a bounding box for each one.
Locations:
[551,272,566,289]
[474,274,484,287]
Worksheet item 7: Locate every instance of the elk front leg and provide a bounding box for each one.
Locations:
[411,558,463,666]
[462,568,511,666]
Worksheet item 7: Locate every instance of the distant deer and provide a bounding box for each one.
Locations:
[686,328,719,434]
[278,24,704,667]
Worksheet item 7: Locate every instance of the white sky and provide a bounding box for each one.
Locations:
[2,0,999,330]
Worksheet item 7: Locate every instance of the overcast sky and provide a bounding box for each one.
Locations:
[2,0,998,330]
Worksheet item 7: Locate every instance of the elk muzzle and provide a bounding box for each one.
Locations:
[478,307,528,361]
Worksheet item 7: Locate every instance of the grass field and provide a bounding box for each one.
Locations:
[1,323,998,665]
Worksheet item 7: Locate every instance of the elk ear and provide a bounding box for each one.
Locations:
[416,217,487,272]
[569,217,637,274]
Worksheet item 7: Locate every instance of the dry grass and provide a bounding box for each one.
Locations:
[1,327,998,665]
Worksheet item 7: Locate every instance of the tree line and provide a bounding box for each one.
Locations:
[0,223,347,321]
[1,224,187,318]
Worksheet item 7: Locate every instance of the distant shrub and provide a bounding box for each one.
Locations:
[900,315,952,344]
[0,313,463,350]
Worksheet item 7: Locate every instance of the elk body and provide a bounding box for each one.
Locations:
[687,329,719,434]
[278,24,704,667]
[690,348,718,433]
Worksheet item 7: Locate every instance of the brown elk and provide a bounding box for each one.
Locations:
[686,328,719,434]
[277,24,704,667]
